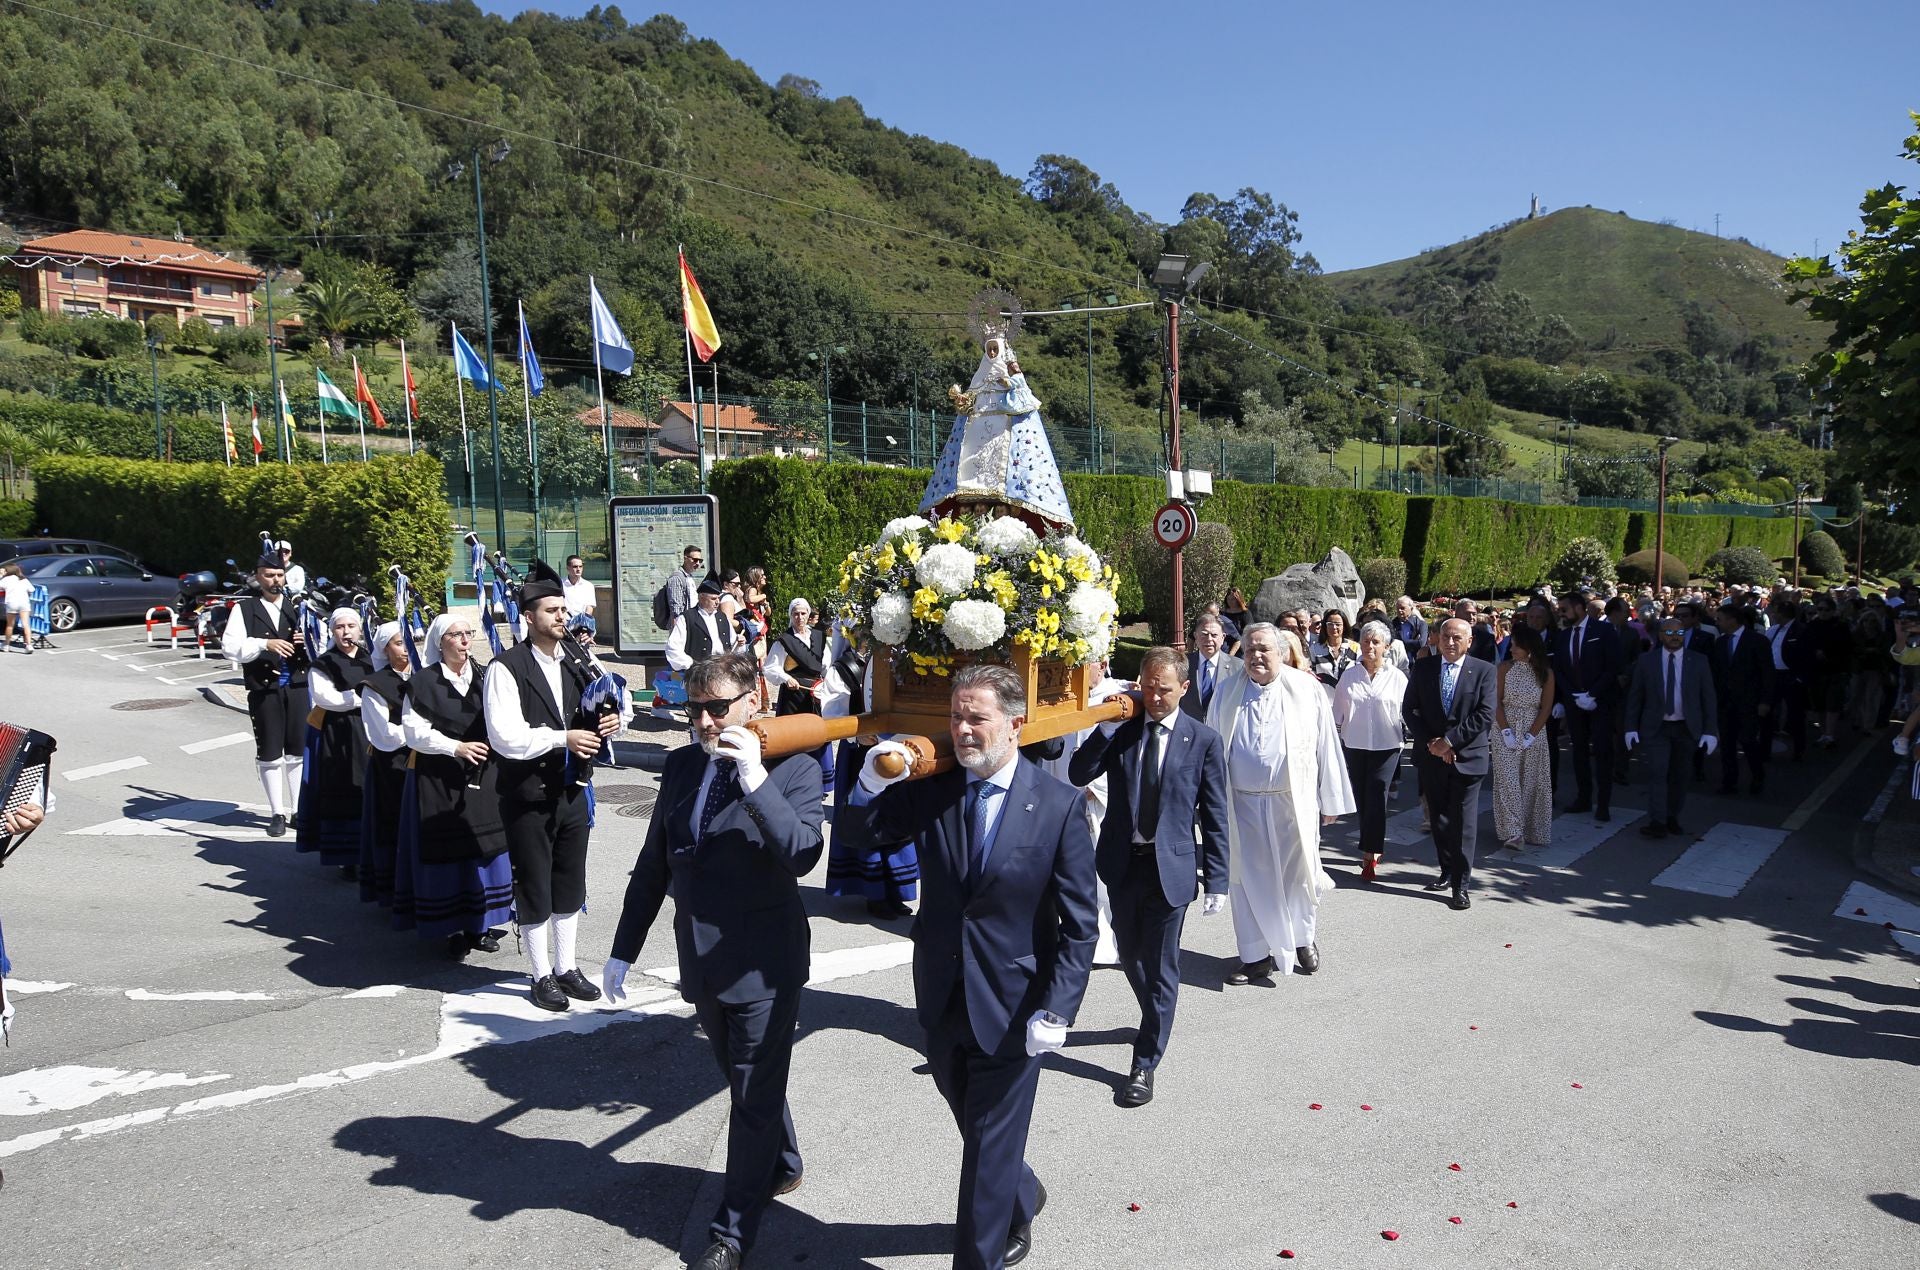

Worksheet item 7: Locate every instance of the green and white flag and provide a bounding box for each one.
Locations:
[314,368,358,419]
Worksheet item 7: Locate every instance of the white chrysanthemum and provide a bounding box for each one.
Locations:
[870,592,912,645]
[976,516,1040,557]
[943,599,1007,651]
[914,542,977,595]
[1059,534,1097,565]
[1082,627,1113,663]
[876,515,929,545]
[1063,583,1119,637]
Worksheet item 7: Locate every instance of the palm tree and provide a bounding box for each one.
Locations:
[25,422,70,455]
[296,276,375,356]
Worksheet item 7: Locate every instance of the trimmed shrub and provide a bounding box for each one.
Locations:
[1134,521,1235,644]
[178,316,215,351]
[33,455,448,601]
[72,315,144,360]
[1551,537,1618,591]
[144,312,177,347]
[0,394,229,463]
[0,498,32,537]
[1704,546,1774,585]
[1360,556,1407,605]
[1799,530,1848,580]
[1862,519,1920,576]
[1617,548,1686,587]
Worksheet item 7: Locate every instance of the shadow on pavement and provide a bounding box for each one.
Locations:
[1693,973,1920,1067]
[1868,1192,1920,1225]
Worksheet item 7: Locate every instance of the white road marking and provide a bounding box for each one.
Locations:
[1893,931,1920,958]
[0,938,911,1159]
[1835,881,1920,934]
[341,985,408,999]
[6,981,73,995]
[1482,809,1642,869]
[157,668,235,685]
[66,798,275,841]
[1863,765,1907,825]
[125,990,278,1002]
[0,1067,229,1117]
[1651,823,1788,897]
[642,936,913,989]
[180,732,253,755]
[63,757,150,782]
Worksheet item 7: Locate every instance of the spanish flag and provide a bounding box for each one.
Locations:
[679,246,722,363]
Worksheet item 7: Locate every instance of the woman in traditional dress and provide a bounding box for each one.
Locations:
[296,608,372,876]
[1332,621,1408,882]
[395,614,512,959]
[1492,622,1556,850]
[357,620,412,909]
[820,620,919,919]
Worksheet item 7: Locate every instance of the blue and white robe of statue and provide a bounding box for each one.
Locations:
[920,373,1073,527]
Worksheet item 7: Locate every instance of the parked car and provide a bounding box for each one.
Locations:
[0,537,142,567]
[13,552,180,631]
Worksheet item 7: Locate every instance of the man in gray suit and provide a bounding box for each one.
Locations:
[1624,617,1719,841]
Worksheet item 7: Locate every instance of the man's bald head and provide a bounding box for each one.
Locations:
[1436,618,1472,662]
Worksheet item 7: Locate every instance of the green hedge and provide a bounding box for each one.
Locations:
[0,393,233,463]
[710,457,1808,617]
[33,455,449,604]
[0,498,32,537]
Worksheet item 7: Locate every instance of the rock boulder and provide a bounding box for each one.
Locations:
[1251,547,1366,628]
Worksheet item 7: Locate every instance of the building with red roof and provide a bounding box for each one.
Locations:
[10,230,264,329]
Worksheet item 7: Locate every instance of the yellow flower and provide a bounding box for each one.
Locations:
[935,517,968,543]
[874,544,897,572]
[912,586,942,620]
[902,541,922,564]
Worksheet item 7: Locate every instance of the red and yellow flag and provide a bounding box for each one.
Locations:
[679,247,722,363]
[354,362,389,430]
[402,349,419,418]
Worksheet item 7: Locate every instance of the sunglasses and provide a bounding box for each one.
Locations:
[685,688,753,719]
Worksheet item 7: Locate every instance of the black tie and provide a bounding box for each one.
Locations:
[1665,652,1678,717]
[1138,722,1163,842]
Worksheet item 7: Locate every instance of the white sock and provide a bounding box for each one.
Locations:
[279,757,303,812]
[257,762,287,816]
[552,911,580,974]
[523,919,554,980]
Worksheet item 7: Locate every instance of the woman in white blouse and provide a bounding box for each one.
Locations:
[1332,621,1409,882]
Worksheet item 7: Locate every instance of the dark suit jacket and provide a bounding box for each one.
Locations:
[837,757,1097,1060]
[1402,654,1497,778]
[610,749,824,1005]
[1710,625,1776,712]
[1624,648,1720,743]
[1066,711,1230,908]
[1768,618,1817,684]
[1680,625,1718,657]
[1467,625,1498,664]
[1393,613,1429,663]
[1181,651,1240,720]
[1551,618,1624,706]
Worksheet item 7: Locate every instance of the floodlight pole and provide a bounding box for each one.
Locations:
[1655,436,1676,593]
[1168,297,1186,653]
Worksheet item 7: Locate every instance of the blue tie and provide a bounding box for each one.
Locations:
[697,757,739,842]
[1200,657,1215,706]
[967,780,1001,886]
[1441,662,1459,714]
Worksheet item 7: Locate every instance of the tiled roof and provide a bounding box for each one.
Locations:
[661,400,774,433]
[16,230,263,281]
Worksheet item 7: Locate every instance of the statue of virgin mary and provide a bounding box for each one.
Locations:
[919,319,1073,531]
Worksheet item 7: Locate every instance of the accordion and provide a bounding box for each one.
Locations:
[0,722,55,864]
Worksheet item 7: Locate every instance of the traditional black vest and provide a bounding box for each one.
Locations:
[682,606,739,661]
[776,626,829,685]
[410,661,487,744]
[360,667,409,728]
[490,640,583,801]
[236,595,308,690]
[312,647,372,702]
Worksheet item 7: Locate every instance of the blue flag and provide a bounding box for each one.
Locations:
[451,324,494,390]
[588,276,634,376]
[518,306,544,397]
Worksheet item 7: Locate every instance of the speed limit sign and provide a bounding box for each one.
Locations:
[1152,502,1196,549]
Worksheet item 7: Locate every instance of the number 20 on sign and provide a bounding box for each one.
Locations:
[1152,502,1196,550]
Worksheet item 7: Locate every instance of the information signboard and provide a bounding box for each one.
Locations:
[608,494,720,656]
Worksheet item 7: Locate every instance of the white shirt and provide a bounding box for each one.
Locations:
[1768,620,1793,670]
[483,644,570,761]
[761,627,822,691]
[362,676,409,753]
[403,662,475,758]
[308,660,362,713]
[664,605,732,673]
[221,594,288,663]
[562,577,596,617]
[1661,648,1685,721]
[0,575,30,610]
[1332,661,1409,751]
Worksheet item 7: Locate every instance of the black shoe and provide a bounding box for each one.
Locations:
[1595,808,1611,823]
[1117,1066,1154,1108]
[530,974,570,1012]
[553,968,602,1002]
[1421,874,1455,892]
[1448,887,1471,911]
[266,813,287,838]
[1005,1180,1048,1266]
[1640,824,1669,839]
[771,1165,804,1197]
[1295,942,1321,974]
[1666,818,1685,835]
[469,930,502,954]
[338,864,358,882]
[1225,956,1276,985]
[446,933,471,959]
[1749,775,1765,795]
[690,1240,742,1270]
[1566,800,1592,814]
[866,898,912,919]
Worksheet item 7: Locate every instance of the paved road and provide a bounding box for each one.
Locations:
[1,625,1916,1267]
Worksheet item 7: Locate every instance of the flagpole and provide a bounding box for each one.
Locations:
[278,382,294,464]
[683,321,702,494]
[352,355,369,461]
[220,403,232,469]
[249,390,260,465]
[314,367,329,464]
[519,300,540,530]
[453,321,476,526]
[400,339,416,454]
[591,276,614,498]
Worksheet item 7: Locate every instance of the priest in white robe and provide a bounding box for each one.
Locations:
[1206,621,1355,981]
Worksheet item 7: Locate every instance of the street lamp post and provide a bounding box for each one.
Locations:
[147,335,164,460]
[1654,435,1679,593]
[808,344,847,462]
[1792,483,1809,589]
[466,143,511,555]
[1058,290,1117,451]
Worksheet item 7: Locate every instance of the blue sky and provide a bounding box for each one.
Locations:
[483,1,1919,272]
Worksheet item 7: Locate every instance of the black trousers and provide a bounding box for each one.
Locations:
[926,988,1044,1270]
[500,786,591,923]
[1545,713,1563,798]
[691,988,804,1253]
[1719,702,1768,789]
[1565,704,1614,811]
[1771,676,1809,759]
[1643,720,1694,824]
[1110,849,1188,1071]
[1422,758,1482,886]
[1344,746,1398,857]
[247,684,307,762]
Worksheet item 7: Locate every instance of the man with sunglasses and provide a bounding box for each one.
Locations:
[1624,618,1719,840]
[667,544,705,626]
[604,652,825,1270]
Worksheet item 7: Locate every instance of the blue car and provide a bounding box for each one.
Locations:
[14,552,181,631]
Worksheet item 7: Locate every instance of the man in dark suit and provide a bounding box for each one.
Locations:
[1455,598,1498,663]
[603,652,824,1270]
[1765,597,1816,760]
[1624,618,1720,839]
[1551,590,1623,821]
[1401,619,1496,911]
[1067,646,1230,1108]
[1182,613,1242,721]
[1710,604,1774,794]
[839,664,1098,1270]
[1674,601,1718,777]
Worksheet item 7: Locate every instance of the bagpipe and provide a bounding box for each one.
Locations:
[385,564,434,672]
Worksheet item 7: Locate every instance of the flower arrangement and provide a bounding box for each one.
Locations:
[838,513,1120,676]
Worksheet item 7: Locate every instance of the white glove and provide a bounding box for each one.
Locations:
[857,739,916,793]
[1201,892,1226,917]
[1520,731,1537,750]
[1574,692,1598,712]
[1025,1011,1069,1057]
[714,725,767,791]
[1623,731,1640,750]
[602,958,632,1006]
[1895,736,1913,758]
[1500,728,1518,750]
[1551,704,1566,720]
[1700,735,1719,756]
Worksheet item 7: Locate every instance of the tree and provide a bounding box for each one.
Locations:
[1787,112,1920,506]
[1567,453,1657,500]
[296,275,375,356]
[412,239,488,340]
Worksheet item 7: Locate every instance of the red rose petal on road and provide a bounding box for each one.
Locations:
[1307,1102,1323,1110]
[1448,1163,1463,1172]
[1360,1104,1374,1111]
[1886,922,1897,930]
[1278,1252,1296,1260]
[1448,1216,1463,1225]
[1381,1230,1400,1241]
[1504,943,1513,948]
[1128,1202,1142,1212]
[1571,1082,1584,1089]
[1469,1025,1479,1030]
[1506,1201,1519,1208]
[1855,907,1868,915]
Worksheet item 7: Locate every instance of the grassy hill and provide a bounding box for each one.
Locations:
[1325,206,1823,365]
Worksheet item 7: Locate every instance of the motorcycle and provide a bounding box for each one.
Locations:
[177,557,257,658]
